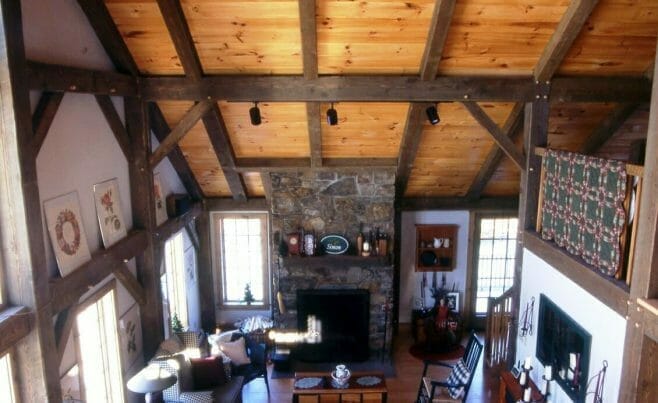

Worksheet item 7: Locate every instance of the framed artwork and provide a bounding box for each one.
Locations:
[446,292,459,312]
[44,192,91,277]
[119,303,143,370]
[93,178,127,248]
[153,173,168,226]
[61,364,82,403]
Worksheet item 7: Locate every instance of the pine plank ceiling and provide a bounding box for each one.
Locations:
[102,0,657,199]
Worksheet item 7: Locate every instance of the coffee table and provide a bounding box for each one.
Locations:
[292,371,387,403]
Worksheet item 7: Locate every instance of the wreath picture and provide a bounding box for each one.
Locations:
[55,209,81,256]
[44,191,91,277]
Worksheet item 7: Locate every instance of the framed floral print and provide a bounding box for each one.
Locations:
[93,178,127,248]
[119,303,143,370]
[153,173,168,226]
[44,191,91,277]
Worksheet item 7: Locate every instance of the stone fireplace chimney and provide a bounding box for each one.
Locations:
[269,170,395,358]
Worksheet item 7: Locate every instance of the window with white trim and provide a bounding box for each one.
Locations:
[0,352,16,403]
[474,216,518,315]
[214,212,269,307]
[163,231,188,331]
[76,284,124,403]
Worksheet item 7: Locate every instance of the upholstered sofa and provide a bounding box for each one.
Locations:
[149,332,243,403]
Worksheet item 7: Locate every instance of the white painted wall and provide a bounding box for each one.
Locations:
[515,250,626,403]
[399,211,470,323]
[22,1,195,400]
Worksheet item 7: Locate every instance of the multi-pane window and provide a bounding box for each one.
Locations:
[0,353,16,403]
[76,285,124,403]
[474,216,518,315]
[215,213,269,307]
[163,231,188,330]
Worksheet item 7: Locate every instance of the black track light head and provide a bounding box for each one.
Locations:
[250,102,261,126]
[426,105,440,125]
[327,103,338,126]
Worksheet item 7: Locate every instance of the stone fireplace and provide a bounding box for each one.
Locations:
[269,170,395,358]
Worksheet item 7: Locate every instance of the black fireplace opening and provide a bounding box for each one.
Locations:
[295,289,370,362]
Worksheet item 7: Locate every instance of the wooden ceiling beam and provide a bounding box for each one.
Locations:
[27,61,137,96]
[580,103,641,155]
[534,0,600,81]
[420,0,456,80]
[466,103,525,199]
[76,0,140,75]
[156,0,203,80]
[0,307,33,356]
[298,0,322,167]
[150,100,212,167]
[157,0,247,201]
[202,104,247,201]
[94,94,132,162]
[149,103,204,200]
[141,75,650,103]
[461,102,525,170]
[395,104,426,199]
[396,0,456,198]
[31,91,64,154]
[113,263,147,306]
[233,157,396,172]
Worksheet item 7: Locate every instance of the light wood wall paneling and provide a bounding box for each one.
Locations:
[0,0,60,399]
[580,103,641,155]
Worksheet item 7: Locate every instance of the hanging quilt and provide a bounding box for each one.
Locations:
[540,149,627,277]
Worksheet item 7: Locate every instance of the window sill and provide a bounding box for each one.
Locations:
[220,303,270,311]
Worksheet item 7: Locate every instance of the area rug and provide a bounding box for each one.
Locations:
[408,343,465,362]
[271,358,396,379]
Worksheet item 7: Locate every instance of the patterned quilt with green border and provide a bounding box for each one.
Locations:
[540,149,627,277]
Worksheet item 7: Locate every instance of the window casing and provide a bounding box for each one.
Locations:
[474,216,518,315]
[76,283,124,403]
[163,231,188,331]
[0,352,16,403]
[214,212,270,308]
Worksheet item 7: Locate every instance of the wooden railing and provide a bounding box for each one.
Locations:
[534,147,644,286]
[485,287,514,368]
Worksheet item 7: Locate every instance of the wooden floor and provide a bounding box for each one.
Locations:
[242,325,501,402]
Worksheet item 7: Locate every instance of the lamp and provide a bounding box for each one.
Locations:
[426,105,440,125]
[127,363,177,403]
[249,102,261,125]
[326,102,338,125]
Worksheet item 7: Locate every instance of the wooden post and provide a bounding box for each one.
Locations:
[0,0,60,400]
[196,204,216,331]
[618,42,658,402]
[125,96,164,358]
[508,95,549,368]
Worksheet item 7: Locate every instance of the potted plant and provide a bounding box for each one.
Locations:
[244,283,255,305]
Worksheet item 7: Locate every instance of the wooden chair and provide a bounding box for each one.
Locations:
[416,332,484,403]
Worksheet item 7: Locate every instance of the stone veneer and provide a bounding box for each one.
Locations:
[269,170,396,357]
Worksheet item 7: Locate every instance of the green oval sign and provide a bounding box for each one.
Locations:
[320,235,349,255]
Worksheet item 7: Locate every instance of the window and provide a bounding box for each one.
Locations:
[0,353,16,403]
[76,284,124,403]
[163,231,188,331]
[214,212,269,307]
[474,216,518,315]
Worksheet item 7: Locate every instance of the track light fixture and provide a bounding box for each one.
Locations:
[426,104,440,125]
[326,102,338,126]
[249,102,261,126]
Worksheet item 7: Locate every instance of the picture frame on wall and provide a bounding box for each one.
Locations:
[446,292,459,312]
[153,173,168,226]
[60,364,83,403]
[93,178,127,248]
[119,303,143,370]
[44,191,92,277]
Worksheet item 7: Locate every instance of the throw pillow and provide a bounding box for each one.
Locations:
[446,360,471,399]
[219,337,251,365]
[190,356,226,389]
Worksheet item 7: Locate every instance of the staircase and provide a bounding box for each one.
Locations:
[485,288,514,367]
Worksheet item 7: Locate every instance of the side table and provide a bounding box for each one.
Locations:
[411,308,433,342]
[499,371,544,403]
